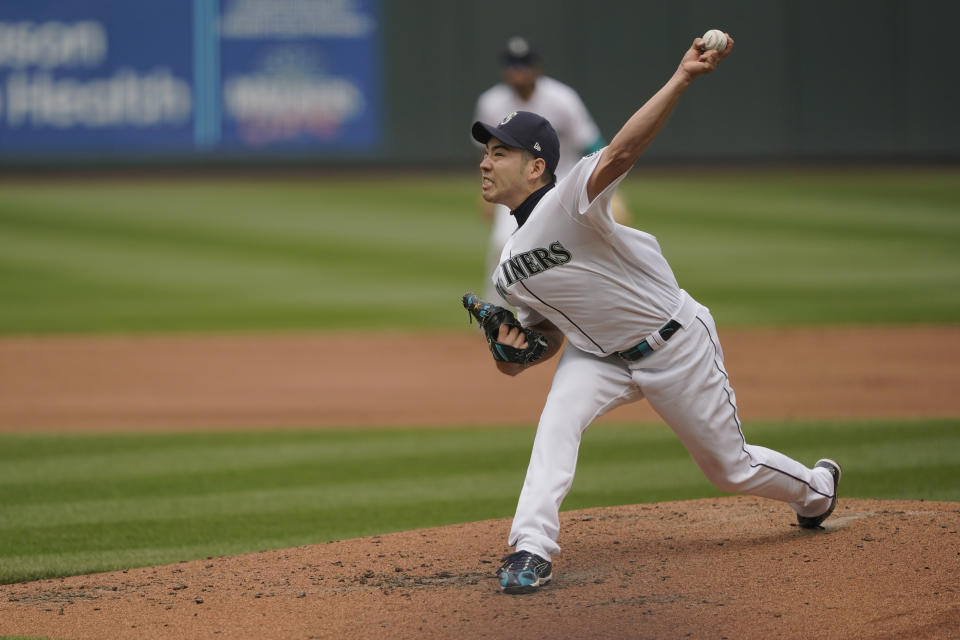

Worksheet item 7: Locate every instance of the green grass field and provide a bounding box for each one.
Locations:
[1,418,957,585]
[0,168,957,588]
[1,168,958,334]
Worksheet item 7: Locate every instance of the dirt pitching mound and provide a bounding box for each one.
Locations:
[2,497,957,640]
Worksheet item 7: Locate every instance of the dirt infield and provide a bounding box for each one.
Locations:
[0,326,958,639]
[1,326,959,431]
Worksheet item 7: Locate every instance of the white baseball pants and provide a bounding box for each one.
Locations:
[509,295,836,561]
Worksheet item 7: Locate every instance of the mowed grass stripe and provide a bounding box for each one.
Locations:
[627,181,960,243]
[0,177,487,333]
[0,179,475,240]
[0,470,527,530]
[0,201,475,276]
[2,169,959,334]
[0,210,469,300]
[0,179,479,271]
[0,429,527,486]
[2,495,517,557]
[617,171,960,325]
[0,419,957,584]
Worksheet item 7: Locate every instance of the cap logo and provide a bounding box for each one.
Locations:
[533,142,542,152]
[499,112,518,126]
[507,37,531,57]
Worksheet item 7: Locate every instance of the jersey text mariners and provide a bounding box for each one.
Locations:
[494,150,689,357]
[496,241,571,294]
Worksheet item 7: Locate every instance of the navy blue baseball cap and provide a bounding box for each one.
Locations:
[472,111,560,175]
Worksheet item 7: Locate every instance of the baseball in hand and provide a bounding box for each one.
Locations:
[701,29,728,53]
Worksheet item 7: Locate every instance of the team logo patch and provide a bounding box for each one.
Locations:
[499,112,518,126]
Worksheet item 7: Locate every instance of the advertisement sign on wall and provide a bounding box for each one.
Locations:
[0,0,380,158]
[218,0,380,151]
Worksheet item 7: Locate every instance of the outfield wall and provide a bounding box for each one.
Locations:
[1,0,957,167]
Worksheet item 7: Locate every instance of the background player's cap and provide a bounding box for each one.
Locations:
[501,36,538,68]
[472,111,560,175]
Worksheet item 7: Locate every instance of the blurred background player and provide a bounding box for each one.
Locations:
[473,36,631,306]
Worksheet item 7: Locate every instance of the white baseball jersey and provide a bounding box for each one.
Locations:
[474,76,605,307]
[494,150,691,356]
[474,76,602,178]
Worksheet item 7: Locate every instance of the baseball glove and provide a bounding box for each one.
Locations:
[462,292,548,365]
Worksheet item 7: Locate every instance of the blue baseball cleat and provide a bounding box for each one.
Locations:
[496,550,552,594]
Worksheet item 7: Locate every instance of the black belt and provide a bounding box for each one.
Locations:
[616,319,682,362]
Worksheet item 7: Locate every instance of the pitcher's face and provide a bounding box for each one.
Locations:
[479,138,533,209]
